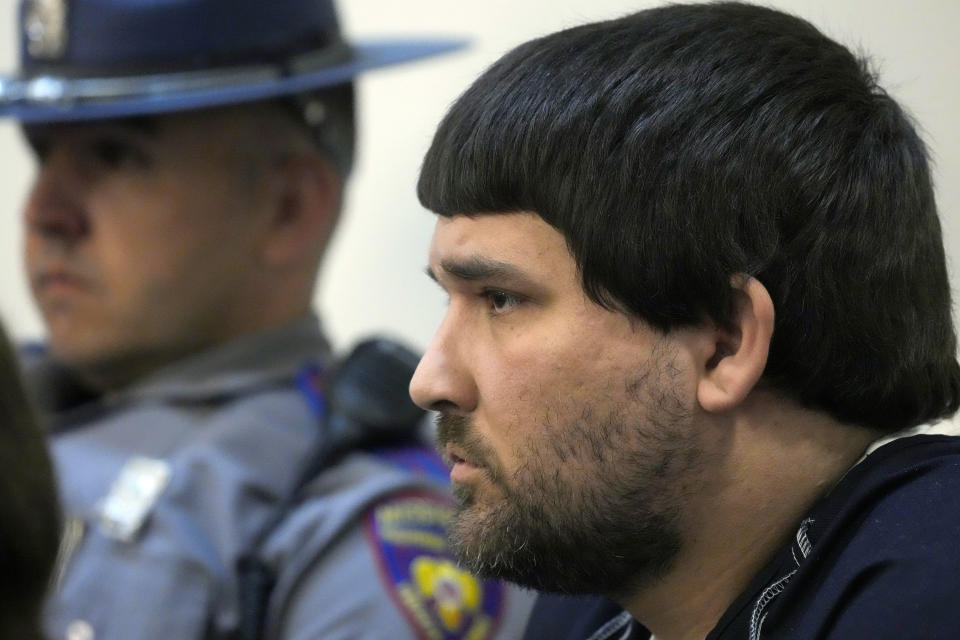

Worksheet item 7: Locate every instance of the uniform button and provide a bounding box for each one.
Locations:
[66,619,95,640]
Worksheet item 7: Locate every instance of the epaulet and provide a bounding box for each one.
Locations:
[364,489,506,639]
[370,445,452,485]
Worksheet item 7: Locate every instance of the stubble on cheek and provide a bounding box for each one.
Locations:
[437,339,703,595]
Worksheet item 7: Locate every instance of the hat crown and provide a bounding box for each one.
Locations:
[3,0,465,123]
[20,0,343,76]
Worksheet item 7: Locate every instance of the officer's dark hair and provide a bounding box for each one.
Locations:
[418,2,960,432]
[238,83,356,180]
[289,82,356,179]
[0,326,61,640]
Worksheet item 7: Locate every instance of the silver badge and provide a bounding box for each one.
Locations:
[98,457,172,542]
[24,0,68,60]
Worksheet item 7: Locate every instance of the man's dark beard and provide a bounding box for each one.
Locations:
[435,370,696,598]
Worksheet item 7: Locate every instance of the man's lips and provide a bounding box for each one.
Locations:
[444,443,476,467]
[437,414,493,485]
[444,443,484,483]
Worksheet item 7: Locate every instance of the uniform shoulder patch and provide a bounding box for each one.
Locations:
[365,490,505,640]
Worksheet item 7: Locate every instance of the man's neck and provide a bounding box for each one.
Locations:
[621,392,878,640]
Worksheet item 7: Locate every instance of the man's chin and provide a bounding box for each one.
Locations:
[447,513,496,574]
[446,494,525,576]
[451,480,478,507]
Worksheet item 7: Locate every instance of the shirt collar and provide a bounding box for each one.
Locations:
[856,417,960,464]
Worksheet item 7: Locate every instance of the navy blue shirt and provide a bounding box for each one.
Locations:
[524,432,960,640]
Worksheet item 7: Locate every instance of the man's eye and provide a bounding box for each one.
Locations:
[485,289,522,315]
[90,137,151,169]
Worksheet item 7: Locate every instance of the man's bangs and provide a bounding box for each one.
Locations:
[417,42,575,220]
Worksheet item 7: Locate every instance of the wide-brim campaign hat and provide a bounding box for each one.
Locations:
[0,0,466,123]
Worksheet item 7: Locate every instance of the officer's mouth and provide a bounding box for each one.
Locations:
[32,268,94,298]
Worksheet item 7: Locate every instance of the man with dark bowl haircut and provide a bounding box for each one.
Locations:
[410,3,960,640]
[0,1,533,639]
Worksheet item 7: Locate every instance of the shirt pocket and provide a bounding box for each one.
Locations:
[45,532,214,640]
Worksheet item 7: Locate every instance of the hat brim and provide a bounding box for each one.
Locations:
[0,38,465,123]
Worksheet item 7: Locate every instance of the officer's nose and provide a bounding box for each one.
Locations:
[410,311,478,414]
[24,142,91,243]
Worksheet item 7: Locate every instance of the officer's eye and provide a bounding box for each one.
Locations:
[90,136,151,169]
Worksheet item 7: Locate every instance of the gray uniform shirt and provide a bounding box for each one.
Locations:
[26,317,533,640]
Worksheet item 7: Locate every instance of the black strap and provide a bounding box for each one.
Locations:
[234,338,424,640]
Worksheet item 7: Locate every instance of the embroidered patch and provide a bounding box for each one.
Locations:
[366,492,504,640]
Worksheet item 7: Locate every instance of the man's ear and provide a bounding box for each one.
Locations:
[697,276,775,413]
[261,151,342,268]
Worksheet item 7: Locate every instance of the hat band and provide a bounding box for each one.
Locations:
[0,40,353,108]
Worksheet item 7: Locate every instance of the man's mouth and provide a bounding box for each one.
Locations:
[444,444,484,483]
[436,413,494,485]
[444,444,476,467]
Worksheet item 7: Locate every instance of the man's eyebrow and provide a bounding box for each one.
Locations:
[117,116,160,136]
[433,256,532,283]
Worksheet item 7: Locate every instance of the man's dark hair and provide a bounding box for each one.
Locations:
[0,327,61,640]
[417,2,960,432]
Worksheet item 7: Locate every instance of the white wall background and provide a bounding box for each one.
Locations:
[0,1,957,353]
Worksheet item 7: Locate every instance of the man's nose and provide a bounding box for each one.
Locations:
[409,312,478,414]
[24,146,91,242]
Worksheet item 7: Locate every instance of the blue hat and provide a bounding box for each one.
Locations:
[0,0,465,123]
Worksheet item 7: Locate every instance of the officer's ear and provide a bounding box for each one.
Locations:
[696,276,774,413]
[261,150,342,268]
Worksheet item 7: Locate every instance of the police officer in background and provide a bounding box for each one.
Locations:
[0,1,533,639]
